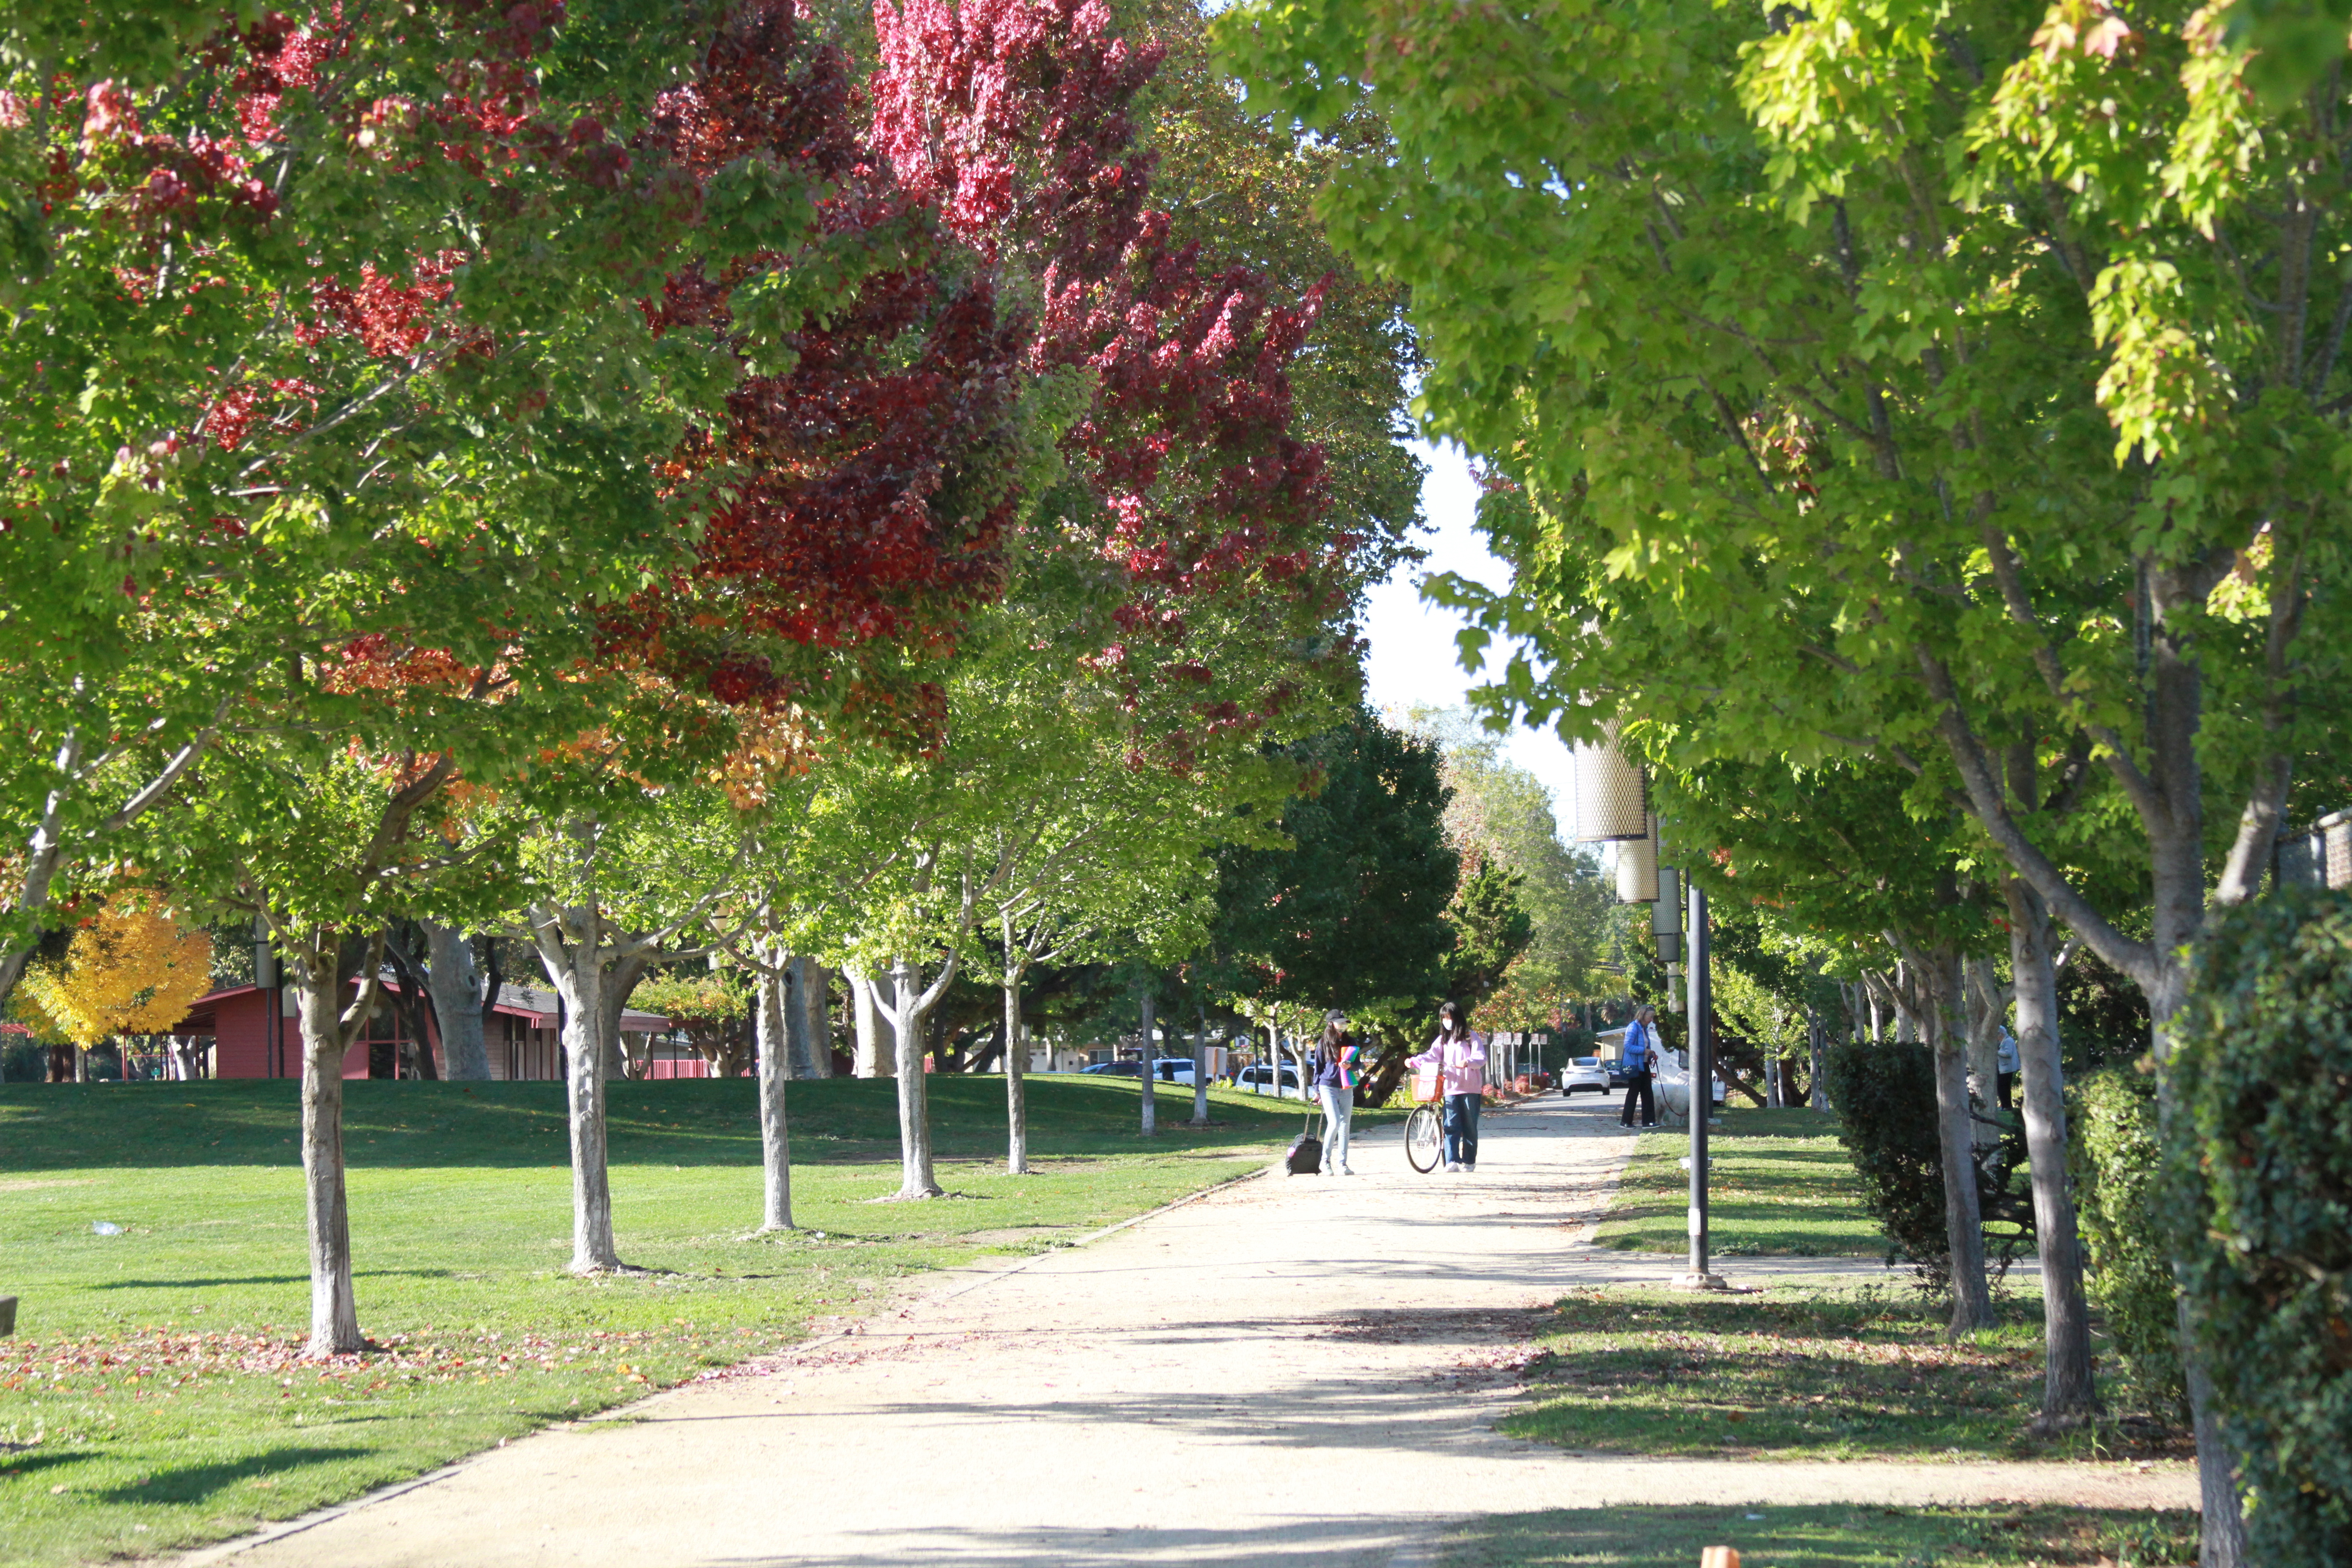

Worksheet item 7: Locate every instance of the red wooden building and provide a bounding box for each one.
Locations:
[172,980,672,1081]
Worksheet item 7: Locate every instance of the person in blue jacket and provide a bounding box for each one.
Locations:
[1618,1005,1659,1129]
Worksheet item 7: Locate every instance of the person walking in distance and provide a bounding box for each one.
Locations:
[1619,1005,1659,1130]
[1311,1011,1361,1175]
[1408,1001,1488,1173]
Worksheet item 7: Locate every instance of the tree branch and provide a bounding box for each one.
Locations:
[1919,652,2155,989]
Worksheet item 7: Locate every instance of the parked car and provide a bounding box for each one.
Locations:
[1232,1063,1302,1092]
[1559,1057,1612,1096]
[1079,1058,1196,1084]
[1604,1058,1634,1089]
[1653,1050,1727,1117]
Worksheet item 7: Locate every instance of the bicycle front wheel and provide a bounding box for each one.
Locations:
[1405,1103,1443,1173]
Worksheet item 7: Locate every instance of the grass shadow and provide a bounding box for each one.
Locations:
[0,1079,1359,1173]
[88,1445,370,1504]
[1503,1284,2190,1464]
[1444,1504,2201,1568]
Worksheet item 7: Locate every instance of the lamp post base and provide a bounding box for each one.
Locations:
[1671,1270,1732,1292]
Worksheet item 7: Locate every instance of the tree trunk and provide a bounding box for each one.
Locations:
[598,952,647,1085]
[1925,952,1996,1335]
[890,959,941,1198]
[2141,588,2248,1567]
[1935,567,2247,1563]
[1963,954,2003,1151]
[291,934,364,1357]
[958,1021,1005,1073]
[785,956,831,1078]
[0,749,80,1021]
[1137,985,1156,1136]
[756,960,793,1231]
[565,955,619,1269]
[1191,1005,1209,1126]
[425,922,490,1081]
[534,908,622,1273]
[377,929,440,1081]
[2004,877,2097,1424]
[850,969,895,1077]
[1004,965,1029,1176]
[1808,1008,1828,1111]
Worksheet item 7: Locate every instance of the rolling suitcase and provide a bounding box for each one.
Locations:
[1285,1113,1323,1175]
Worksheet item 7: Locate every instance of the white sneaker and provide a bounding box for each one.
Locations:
[1444,1161,1461,1172]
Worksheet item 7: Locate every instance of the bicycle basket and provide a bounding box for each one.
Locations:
[1412,1069,1443,1104]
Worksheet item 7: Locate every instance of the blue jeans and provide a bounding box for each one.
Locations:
[1317,1083,1352,1171]
[1442,1092,1481,1168]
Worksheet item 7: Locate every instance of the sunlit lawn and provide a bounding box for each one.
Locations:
[1594,1107,1884,1257]
[0,1075,1369,1567]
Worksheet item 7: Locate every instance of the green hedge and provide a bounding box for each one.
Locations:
[2067,1068,2185,1417]
[1823,1039,2030,1292]
[2168,888,2352,1565]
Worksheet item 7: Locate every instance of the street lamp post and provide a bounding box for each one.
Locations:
[1677,879,1727,1291]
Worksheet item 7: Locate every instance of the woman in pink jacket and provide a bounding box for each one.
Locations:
[1407,1001,1488,1172]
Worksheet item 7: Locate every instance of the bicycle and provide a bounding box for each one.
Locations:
[1404,1069,1445,1173]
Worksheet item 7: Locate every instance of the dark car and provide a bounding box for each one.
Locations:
[1079,1058,1196,1083]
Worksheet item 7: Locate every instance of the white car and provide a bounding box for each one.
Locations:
[1560,1057,1612,1096]
[1233,1063,1302,1092]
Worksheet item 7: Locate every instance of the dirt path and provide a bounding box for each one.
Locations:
[203,1094,2195,1568]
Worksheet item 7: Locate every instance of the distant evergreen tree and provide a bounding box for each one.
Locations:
[1445,862,1533,1007]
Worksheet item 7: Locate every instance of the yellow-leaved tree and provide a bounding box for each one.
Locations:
[18,899,213,1048]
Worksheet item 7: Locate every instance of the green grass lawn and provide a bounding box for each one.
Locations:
[1534,1107,2195,1471]
[1594,1107,1884,1256]
[1500,1281,2195,1467]
[1442,1504,2200,1568]
[0,1075,1367,1568]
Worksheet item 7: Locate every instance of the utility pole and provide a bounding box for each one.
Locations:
[1677,880,1726,1291]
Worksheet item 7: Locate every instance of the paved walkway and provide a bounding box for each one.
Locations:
[211,1094,2195,1568]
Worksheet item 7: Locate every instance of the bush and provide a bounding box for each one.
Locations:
[1823,1039,2030,1294]
[2166,888,2352,1566]
[2067,1068,2185,1417]
[2057,941,2154,1077]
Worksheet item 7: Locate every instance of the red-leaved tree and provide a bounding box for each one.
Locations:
[614,0,1033,745]
[872,0,1352,770]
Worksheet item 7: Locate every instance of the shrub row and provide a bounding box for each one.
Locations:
[2167,888,2352,1564]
